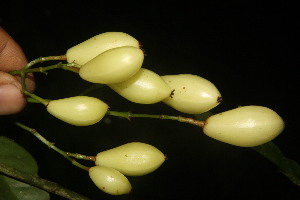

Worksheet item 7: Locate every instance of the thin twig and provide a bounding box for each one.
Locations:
[24,55,67,70]
[0,163,90,200]
[106,111,205,127]
[9,62,80,75]
[15,122,90,171]
[66,152,96,161]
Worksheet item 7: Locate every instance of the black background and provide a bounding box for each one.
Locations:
[0,1,299,199]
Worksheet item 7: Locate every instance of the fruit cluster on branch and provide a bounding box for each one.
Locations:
[13,32,285,195]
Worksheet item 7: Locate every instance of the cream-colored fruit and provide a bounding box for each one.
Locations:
[89,166,132,195]
[108,68,172,104]
[66,32,139,65]
[95,142,166,176]
[46,96,108,126]
[79,46,144,84]
[161,74,222,114]
[203,106,285,147]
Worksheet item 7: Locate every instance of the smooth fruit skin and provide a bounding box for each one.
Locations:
[89,166,132,195]
[161,74,222,114]
[203,106,285,147]
[95,142,166,176]
[79,46,144,84]
[47,96,108,126]
[108,68,172,104]
[66,32,139,65]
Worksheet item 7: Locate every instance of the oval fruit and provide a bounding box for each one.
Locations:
[108,68,172,104]
[161,74,222,114]
[203,106,285,147]
[89,166,132,195]
[79,46,144,84]
[47,96,108,126]
[95,142,166,176]
[66,32,140,65]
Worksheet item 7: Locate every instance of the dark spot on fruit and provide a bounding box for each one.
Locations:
[170,89,175,98]
[164,154,168,160]
[217,96,223,103]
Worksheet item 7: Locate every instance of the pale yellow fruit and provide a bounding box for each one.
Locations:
[203,106,285,147]
[108,68,172,104]
[95,142,166,176]
[79,46,144,84]
[66,32,139,65]
[161,74,222,114]
[89,166,132,195]
[47,96,108,126]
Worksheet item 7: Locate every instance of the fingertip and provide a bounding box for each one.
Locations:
[0,84,26,115]
[0,27,28,71]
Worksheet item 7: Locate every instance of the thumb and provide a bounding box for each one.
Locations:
[0,71,26,115]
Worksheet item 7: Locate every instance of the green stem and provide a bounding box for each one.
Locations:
[66,152,96,161]
[23,91,49,105]
[9,56,81,105]
[9,62,80,75]
[24,55,67,70]
[15,122,90,171]
[27,97,51,104]
[0,163,90,200]
[20,70,27,91]
[106,111,205,127]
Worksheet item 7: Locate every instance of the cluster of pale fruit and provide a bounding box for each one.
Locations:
[44,32,284,195]
[89,142,165,195]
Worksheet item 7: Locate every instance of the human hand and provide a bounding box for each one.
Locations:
[0,27,35,115]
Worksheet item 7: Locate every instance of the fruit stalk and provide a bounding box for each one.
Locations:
[9,62,80,75]
[66,152,96,161]
[15,122,90,171]
[106,111,205,127]
[24,55,67,70]
[23,90,49,105]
